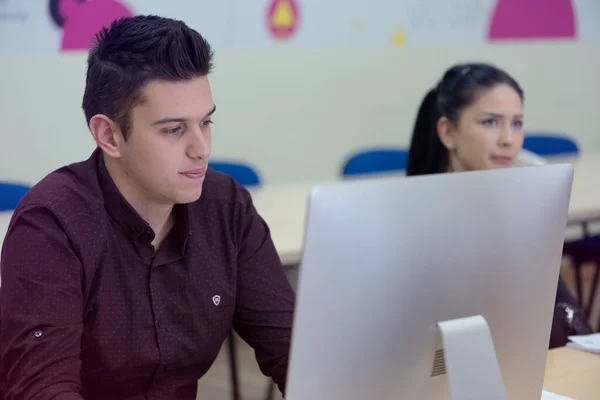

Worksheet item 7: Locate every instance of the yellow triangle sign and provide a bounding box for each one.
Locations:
[392,28,406,47]
[272,0,294,27]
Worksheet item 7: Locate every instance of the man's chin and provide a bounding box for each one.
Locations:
[176,186,203,204]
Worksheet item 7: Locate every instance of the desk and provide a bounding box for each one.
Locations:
[543,347,600,399]
[250,183,316,266]
[564,154,600,224]
[251,153,600,265]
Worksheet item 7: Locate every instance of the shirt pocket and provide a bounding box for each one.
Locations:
[162,279,237,369]
[184,282,236,343]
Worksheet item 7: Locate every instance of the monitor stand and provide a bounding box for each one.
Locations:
[427,315,508,400]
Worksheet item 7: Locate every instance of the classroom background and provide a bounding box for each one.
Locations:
[1,0,599,185]
[1,0,600,399]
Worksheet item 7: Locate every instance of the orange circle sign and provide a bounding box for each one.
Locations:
[267,0,300,40]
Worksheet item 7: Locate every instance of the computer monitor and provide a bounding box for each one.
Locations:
[285,164,573,400]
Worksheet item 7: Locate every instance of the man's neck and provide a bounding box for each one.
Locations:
[104,155,174,248]
[132,200,174,249]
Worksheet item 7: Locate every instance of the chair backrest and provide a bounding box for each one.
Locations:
[0,182,31,211]
[522,133,579,157]
[208,161,261,187]
[342,148,408,177]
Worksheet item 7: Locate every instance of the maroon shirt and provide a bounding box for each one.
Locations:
[0,149,295,400]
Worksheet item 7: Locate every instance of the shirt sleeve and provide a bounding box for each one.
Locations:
[233,194,296,395]
[0,206,85,400]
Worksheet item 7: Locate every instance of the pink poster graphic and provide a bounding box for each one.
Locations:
[48,0,134,51]
[266,0,300,41]
[488,0,577,40]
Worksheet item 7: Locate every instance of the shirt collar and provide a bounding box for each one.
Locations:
[95,148,193,252]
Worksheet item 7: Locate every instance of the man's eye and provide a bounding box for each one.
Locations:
[163,126,183,135]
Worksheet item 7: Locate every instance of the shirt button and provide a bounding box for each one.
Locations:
[33,331,43,338]
[157,320,163,329]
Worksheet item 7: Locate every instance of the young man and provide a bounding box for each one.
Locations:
[0,15,295,400]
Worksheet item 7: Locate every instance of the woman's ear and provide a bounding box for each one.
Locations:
[437,116,456,150]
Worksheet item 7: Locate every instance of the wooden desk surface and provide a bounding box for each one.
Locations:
[543,347,600,399]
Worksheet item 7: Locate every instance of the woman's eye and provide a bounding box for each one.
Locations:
[202,119,214,127]
[482,119,497,127]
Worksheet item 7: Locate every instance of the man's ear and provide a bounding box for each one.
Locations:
[89,114,125,158]
[437,116,456,151]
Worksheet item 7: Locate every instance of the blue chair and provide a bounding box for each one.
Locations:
[342,148,409,177]
[522,134,579,157]
[0,182,30,211]
[208,160,261,187]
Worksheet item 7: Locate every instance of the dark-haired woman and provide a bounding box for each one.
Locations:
[407,62,593,348]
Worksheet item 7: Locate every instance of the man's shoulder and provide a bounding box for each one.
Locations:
[16,155,103,223]
[199,167,254,208]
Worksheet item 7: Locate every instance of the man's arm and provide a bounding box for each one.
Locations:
[0,206,85,400]
[233,194,296,395]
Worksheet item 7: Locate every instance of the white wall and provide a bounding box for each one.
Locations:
[1,41,599,186]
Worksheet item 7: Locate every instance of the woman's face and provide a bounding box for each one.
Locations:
[437,83,524,172]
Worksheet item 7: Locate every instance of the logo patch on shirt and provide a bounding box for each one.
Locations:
[212,295,221,306]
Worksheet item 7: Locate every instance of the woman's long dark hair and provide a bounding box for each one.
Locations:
[406,63,524,176]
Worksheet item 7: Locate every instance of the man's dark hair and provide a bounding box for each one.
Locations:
[82,15,214,139]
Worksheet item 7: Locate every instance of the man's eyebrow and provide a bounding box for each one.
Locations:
[152,117,186,125]
[204,105,217,119]
[151,105,217,125]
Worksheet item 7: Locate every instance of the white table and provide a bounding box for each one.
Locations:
[562,154,600,224]
[249,182,318,266]
[251,153,600,266]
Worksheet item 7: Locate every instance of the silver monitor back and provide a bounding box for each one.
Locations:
[285,164,573,400]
